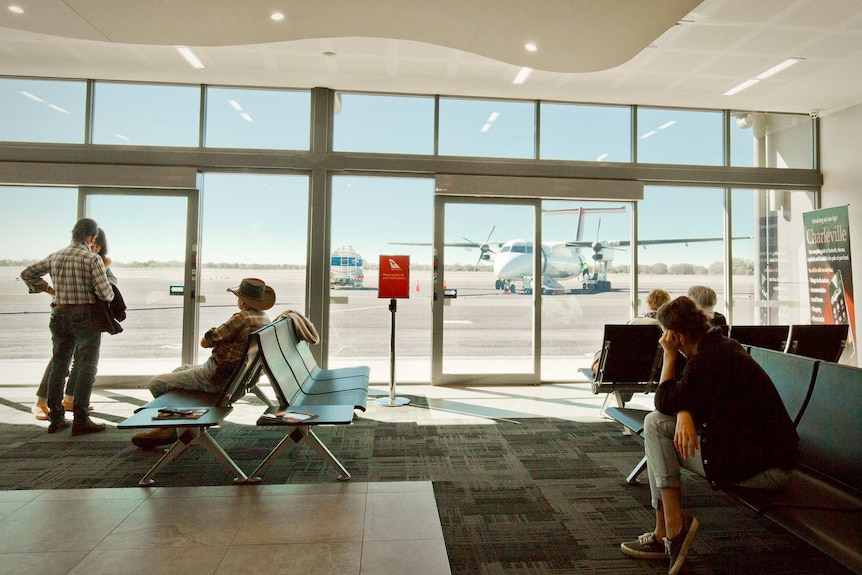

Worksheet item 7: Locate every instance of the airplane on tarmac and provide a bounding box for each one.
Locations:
[392,207,745,294]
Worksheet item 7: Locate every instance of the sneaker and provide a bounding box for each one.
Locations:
[132,428,178,451]
[665,516,700,575]
[620,531,667,560]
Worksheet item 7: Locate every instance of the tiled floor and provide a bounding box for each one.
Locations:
[0,381,642,575]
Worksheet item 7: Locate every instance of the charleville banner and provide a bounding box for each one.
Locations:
[803,205,855,362]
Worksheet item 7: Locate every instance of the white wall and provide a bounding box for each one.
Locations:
[820,102,862,364]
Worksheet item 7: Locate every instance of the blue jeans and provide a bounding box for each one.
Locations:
[643,410,790,510]
[47,306,102,424]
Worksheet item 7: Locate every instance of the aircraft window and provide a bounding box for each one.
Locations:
[501,245,511,253]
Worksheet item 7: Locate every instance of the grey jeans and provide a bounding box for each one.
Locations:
[148,356,220,398]
[643,410,791,509]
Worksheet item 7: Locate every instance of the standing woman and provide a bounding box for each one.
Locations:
[30,228,115,419]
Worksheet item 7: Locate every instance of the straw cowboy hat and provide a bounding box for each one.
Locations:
[227,278,276,311]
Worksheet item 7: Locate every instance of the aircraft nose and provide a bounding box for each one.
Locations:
[495,254,523,278]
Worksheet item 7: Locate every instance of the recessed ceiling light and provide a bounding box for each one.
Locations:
[270,12,285,21]
[524,43,537,52]
[8,5,24,14]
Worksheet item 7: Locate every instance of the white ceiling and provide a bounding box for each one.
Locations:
[1,0,862,116]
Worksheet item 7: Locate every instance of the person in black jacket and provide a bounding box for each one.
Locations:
[620,296,798,575]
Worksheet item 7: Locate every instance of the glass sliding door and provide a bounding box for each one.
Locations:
[84,188,198,383]
[433,197,538,384]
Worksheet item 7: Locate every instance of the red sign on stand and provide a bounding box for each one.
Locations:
[378,255,410,299]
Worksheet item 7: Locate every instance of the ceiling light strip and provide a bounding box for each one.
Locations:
[723,58,803,96]
[513,67,532,84]
[176,46,205,69]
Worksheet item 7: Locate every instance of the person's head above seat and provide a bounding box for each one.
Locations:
[657,295,710,343]
[646,288,671,311]
[687,285,717,312]
[227,278,276,311]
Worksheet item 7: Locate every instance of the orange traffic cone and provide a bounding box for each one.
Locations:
[415,280,420,292]
[443,280,447,290]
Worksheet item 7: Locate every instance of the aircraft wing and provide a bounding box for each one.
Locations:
[389,241,505,248]
[566,236,751,248]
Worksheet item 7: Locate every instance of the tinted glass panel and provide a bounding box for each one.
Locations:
[439,97,535,158]
[0,186,78,385]
[637,107,723,165]
[333,92,434,154]
[205,87,310,150]
[199,173,309,355]
[0,78,86,143]
[330,176,434,381]
[730,111,813,169]
[93,82,200,146]
[540,102,632,162]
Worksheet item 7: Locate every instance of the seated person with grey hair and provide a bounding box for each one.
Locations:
[687,285,727,327]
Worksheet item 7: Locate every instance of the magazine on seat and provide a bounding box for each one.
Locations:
[152,407,209,420]
[258,408,319,424]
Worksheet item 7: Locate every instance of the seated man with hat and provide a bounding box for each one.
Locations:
[131,278,275,450]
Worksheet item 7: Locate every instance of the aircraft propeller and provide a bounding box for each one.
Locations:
[463,225,497,270]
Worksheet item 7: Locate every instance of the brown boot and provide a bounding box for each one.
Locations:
[131,428,178,451]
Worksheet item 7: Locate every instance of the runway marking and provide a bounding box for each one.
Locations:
[443,320,473,324]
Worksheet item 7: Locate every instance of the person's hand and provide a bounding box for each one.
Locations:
[660,329,682,355]
[674,410,698,459]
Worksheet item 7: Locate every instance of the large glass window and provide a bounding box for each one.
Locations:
[637,186,726,316]
[205,87,311,150]
[92,81,201,146]
[0,78,86,143]
[0,187,78,385]
[540,103,632,162]
[333,93,434,154]
[730,188,757,324]
[330,176,434,381]
[198,173,309,358]
[749,188,816,326]
[730,111,814,169]
[439,97,536,158]
[637,107,723,166]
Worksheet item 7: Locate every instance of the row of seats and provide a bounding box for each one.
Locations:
[118,317,370,485]
[585,323,851,415]
[730,323,849,362]
[604,346,862,574]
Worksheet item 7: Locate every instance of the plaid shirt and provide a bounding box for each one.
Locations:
[21,242,114,305]
[205,308,270,365]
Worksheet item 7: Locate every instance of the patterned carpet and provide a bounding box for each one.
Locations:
[0,402,854,575]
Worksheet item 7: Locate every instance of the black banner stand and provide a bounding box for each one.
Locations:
[376,298,410,407]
